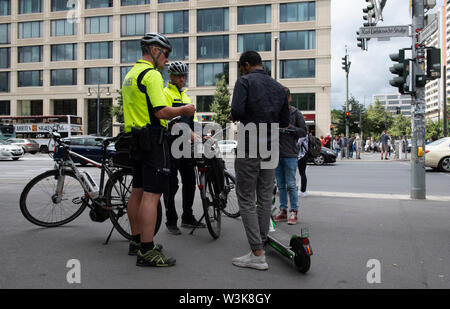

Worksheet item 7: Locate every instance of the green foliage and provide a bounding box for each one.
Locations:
[388,114,411,138]
[110,89,124,125]
[365,100,393,137]
[210,75,231,132]
[425,119,444,141]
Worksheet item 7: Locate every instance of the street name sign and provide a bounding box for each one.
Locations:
[418,17,438,44]
[359,25,411,39]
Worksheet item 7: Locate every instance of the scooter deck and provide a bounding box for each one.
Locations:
[267,227,296,260]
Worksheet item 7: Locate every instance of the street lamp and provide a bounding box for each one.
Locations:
[87,83,110,136]
[274,36,278,81]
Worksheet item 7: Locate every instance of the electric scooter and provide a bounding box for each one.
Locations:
[267,183,312,273]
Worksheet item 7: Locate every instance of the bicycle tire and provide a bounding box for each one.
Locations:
[200,172,221,239]
[221,170,240,218]
[105,168,162,240]
[19,169,87,227]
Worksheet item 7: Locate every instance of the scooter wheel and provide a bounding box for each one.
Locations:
[290,237,311,274]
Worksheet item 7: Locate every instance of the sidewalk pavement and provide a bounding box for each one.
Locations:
[336,151,410,162]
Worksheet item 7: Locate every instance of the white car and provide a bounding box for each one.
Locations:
[217,140,238,154]
[425,137,450,172]
[0,140,24,161]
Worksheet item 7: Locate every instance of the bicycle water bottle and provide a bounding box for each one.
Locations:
[79,171,100,199]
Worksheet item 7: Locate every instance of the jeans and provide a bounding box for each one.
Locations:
[275,157,298,211]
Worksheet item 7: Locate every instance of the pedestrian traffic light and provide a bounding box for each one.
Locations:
[389,48,409,94]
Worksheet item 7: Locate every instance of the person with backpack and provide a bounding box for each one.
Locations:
[273,88,307,225]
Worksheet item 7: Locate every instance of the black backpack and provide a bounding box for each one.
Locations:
[307,135,322,158]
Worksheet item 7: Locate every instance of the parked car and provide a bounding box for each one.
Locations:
[217,140,237,154]
[425,137,450,172]
[7,138,40,154]
[0,140,24,160]
[308,146,336,165]
[53,136,115,165]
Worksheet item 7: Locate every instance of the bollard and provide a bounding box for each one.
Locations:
[394,142,400,159]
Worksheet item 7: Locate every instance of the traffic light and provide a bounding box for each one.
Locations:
[389,48,409,95]
[356,31,366,51]
[342,55,350,73]
[396,106,401,115]
[363,0,375,27]
[330,125,334,132]
[345,111,350,120]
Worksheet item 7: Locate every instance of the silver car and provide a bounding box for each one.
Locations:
[0,140,24,160]
[7,138,40,154]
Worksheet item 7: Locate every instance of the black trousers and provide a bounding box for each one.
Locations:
[297,156,307,193]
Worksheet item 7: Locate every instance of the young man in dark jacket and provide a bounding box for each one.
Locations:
[273,88,307,225]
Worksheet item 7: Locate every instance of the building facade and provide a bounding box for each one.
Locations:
[373,93,412,118]
[0,0,331,137]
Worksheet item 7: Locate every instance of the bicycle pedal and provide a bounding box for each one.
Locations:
[72,197,83,205]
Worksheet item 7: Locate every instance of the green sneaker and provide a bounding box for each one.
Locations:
[136,247,176,267]
[128,241,163,256]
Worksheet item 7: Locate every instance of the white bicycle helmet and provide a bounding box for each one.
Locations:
[168,62,188,75]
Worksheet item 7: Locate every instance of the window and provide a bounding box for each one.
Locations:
[21,100,43,115]
[280,31,315,50]
[51,69,77,86]
[18,46,42,63]
[280,59,315,78]
[197,62,229,87]
[0,0,10,16]
[0,47,10,68]
[85,16,112,34]
[121,66,133,85]
[198,35,229,59]
[196,96,214,113]
[51,44,77,61]
[158,10,188,34]
[170,37,189,60]
[121,0,149,5]
[121,14,150,36]
[0,72,9,92]
[18,70,43,87]
[19,0,42,14]
[85,67,113,85]
[0,101,9,115]
[18,21,43,38]
[121,40,141,63]
[238,5,271,25]
[51,19,77,36]
[0,24,10,43]
[197,8,229,32]
[54,100,77,115]
[87,98,112,136]
[290,93,315,111]
[86,0,113,9]
[238,60,271,77]
[52,0,75,11]
[280,2,315,22]
[86,42,113,59]
[238,33,271,53]
[158,0,187,2]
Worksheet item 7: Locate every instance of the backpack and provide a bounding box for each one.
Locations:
[307,135,322,158]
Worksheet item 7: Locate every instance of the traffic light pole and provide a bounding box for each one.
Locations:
[345,68,349,139]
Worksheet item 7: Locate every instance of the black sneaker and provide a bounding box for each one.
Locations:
[181,218,206,229]
[128,241,163,256]
[136,247,176,267]
[166,225,182,235]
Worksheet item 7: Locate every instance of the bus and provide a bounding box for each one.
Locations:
[0,115,83,152]
[0,124,16,140]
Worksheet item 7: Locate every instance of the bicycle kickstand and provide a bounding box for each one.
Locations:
[189,214,205,235]
[103,225,116,245]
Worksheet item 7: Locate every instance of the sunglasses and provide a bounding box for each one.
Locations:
[157,48,170,59]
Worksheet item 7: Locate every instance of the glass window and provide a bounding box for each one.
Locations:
[0,101,10,115]
[121,66,133,85]
[197,62,229,87]
[54,100,77,115]
[158,0,187,2]
[51,19,77,36]
[85,16,112,34]
[238,5,271,25]
[238,60,271,77]
[85,0,113,9]
[290,93,315,111]
[51,44,77,61]
[121,14,150,36]
[280,30,315,50]
[85,67,113,85]
[19,0,42,14]
[170,37,189,60]
[18,70,43,87]
[18,46,42,63]
[197,8,229,32]
[197,35,229,59]
[86,42,113,59]
[238,33,271,53]
[21,100,43,115]
[52,0,75,11]
[0,24,10,43]
[0,47,10,68]
[280,59,315,78]
[18,21,42,39]
[280,2,315,22]
[121,0,149,5]
[51,69,77,86]
[196,96,214,113]
[121,40,141,63]
[0,0,10,16]
[158,10,188,34]
[0,72,9,92]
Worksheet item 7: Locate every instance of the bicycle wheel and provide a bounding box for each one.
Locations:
[20,170,87,227]
[105,168,162,240]
[200,172,221,239]
[221,170,240,218]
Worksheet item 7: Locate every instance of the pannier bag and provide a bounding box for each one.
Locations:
[112,132,132,168]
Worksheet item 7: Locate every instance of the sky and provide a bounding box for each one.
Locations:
[330,0,445,110]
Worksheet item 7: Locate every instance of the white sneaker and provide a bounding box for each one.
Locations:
[232,251,269,270]
[298,191,307,197]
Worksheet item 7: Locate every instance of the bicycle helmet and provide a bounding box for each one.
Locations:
[141,32,172,52]
[168,62,188,75]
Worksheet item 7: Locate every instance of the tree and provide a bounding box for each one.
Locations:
[110,89,124,128]
[209,75,231,135]
[365,100,393,138]
[425,118,444,141]
[388,114,411,138]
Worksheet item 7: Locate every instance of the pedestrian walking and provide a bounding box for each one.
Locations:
[333,135,340,157]
[297,133,308,197]
[380,130,389,160]
[339,133,347,159]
